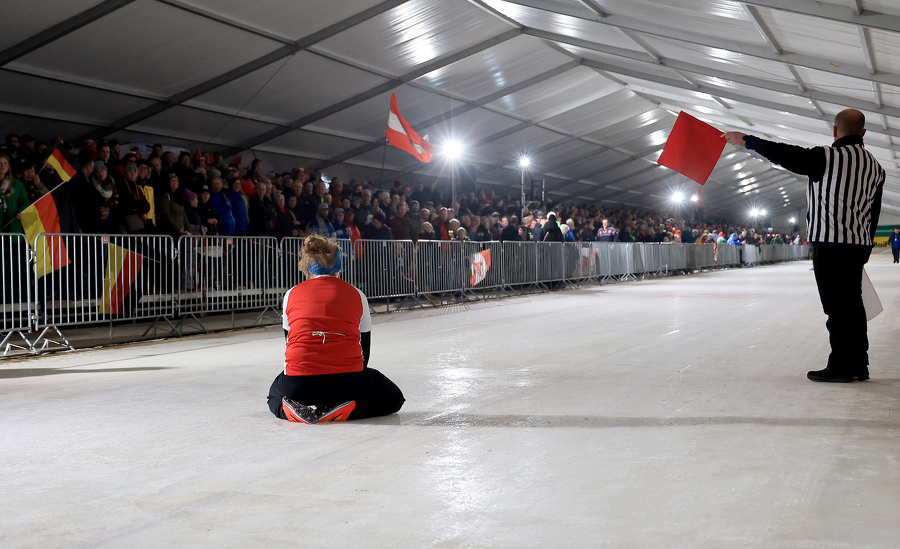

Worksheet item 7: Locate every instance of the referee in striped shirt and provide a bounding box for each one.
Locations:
[723,109,885,383]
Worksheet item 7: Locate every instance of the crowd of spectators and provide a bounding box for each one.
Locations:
[1,132,805,248]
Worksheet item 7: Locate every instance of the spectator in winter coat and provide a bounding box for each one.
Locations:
[79,161,122,234]
[307,202,335,237]
[117,164,151,234]
[541,214,564,242]
[0,153,29,234]
[365,211,393,240]
[207,177,236,235]
[249,181,276,236]
[225,179,249,235]
[157,173,190,238]
[332,208,349,239]
[197,184,218,235]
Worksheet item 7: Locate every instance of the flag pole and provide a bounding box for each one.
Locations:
[377,139,388,188]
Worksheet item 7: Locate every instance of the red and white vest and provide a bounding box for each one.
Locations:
[282,276,371,376]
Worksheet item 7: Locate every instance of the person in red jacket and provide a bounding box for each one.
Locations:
[267,234,404,423]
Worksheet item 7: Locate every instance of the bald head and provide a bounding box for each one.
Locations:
[834,109,866,138]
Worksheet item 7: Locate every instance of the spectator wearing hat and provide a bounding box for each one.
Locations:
[418,221,435,240]
[365,211,392,240]
[183,188,204,235]
[197,184,218,235]
[541,213,564,242]
[308,202,335,237]
[157,172,190,238]
[225,178,249,235]
[432,207,449,240]
[206,177,235,235]
[117,163,151,234]
[332,208,349,239]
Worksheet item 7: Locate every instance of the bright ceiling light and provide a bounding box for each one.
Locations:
[443,140,463,160]
[690,194,699,203]
[518,156,530,169]
[789,217,796,224]
[671,191,685,203]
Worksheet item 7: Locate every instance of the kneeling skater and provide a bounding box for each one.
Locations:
[267,235,405,423]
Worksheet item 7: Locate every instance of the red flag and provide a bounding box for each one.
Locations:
[470,250,491,287]
[657,111,726,185]
[386,94,433,163]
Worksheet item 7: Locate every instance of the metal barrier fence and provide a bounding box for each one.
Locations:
[2,235,809,354]
[177,235,280,330]
[1,234,33,353]
[29,233,176,349]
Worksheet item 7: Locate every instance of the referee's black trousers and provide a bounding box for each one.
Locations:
[811,245,871,371]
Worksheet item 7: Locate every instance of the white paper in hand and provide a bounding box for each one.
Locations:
[862,267,882,322]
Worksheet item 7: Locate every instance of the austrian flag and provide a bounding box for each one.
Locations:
[386,93,433,163]
[470,250,491,287]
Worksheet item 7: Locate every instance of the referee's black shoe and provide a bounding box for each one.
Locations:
[807,368,855,383]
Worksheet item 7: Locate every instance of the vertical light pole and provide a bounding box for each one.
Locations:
[518,156,530,221]
[443,140,463,205]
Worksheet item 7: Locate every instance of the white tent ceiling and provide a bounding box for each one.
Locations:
[4,0,900,219]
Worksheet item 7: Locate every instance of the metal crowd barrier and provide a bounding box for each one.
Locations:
[30,233,175,349]
[177,235,280,331]
[2,235,810,355]
[1,234,33,354]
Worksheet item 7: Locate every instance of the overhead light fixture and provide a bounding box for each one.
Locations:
[518,156,530,169]
[443,140,463,160]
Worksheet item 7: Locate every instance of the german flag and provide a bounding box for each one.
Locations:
[46,149,77,182]
[99,243,144,315]
[20,181,78,278]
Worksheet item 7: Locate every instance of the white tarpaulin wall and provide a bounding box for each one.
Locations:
[4,0,900,218]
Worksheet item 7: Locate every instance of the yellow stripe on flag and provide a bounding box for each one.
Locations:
[47,149,76,181]
[100,244,127,315]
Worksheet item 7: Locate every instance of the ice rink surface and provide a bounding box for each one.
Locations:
[2,257,899,548]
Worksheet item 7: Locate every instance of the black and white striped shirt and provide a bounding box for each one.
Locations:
[744,134,885,246]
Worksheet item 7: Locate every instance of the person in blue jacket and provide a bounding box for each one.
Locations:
[226,179,250,235]
[890,227,900,263]
[207,176,236,235]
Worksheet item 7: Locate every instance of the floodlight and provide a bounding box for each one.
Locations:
[443,140,463,160]
[672,192,684,203]
[690,194,699,203]
[518,156,531,169]
[789,217,796,224]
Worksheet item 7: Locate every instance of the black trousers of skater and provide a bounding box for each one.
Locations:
[811,245,871,372]
[268,368,404,420]
[892,247,899,263]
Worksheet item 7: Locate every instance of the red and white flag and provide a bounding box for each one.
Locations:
[386,93,433,163]
[470,250,491,287]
